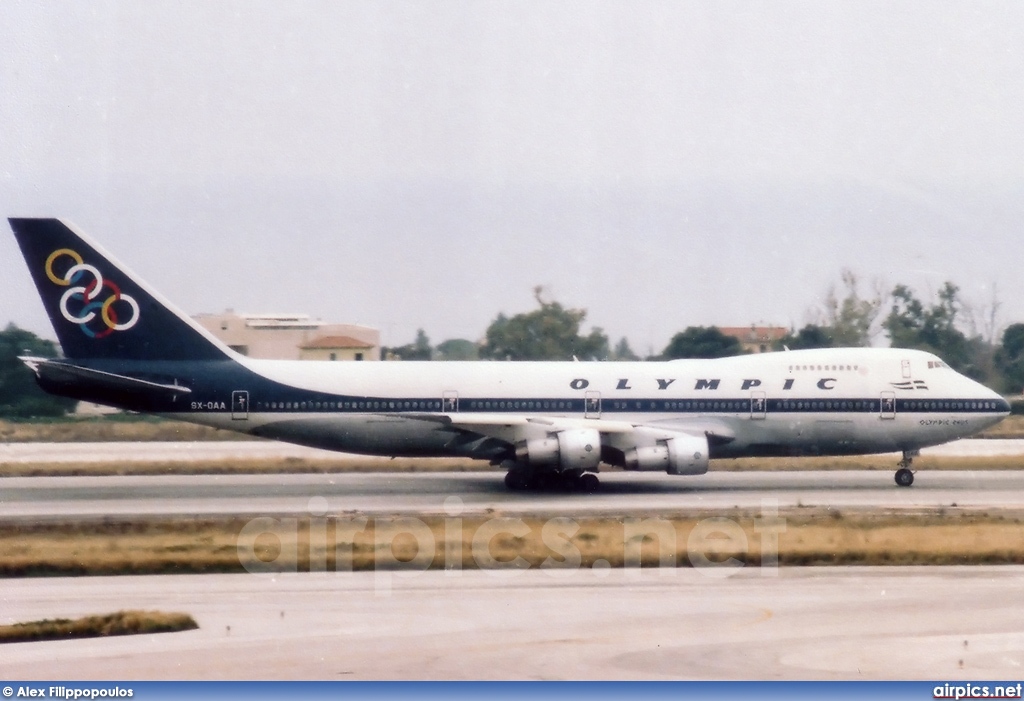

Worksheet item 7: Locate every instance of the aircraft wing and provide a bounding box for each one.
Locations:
[400,411,736,447]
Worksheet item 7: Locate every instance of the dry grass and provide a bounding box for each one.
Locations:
[0,456,487,477]
[3,511,1024,577]
[0,418,253,443]
[0,610,198,643]
[978,414,1024,438]
[712,454,1024,472]
[0,520,245,577]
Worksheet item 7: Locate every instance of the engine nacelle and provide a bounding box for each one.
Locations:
[624,433,709,476]
[515,428,601,471]
[515,437,560,464]
[555,428,601,471]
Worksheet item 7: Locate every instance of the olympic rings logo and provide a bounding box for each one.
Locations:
[45,248,140,338]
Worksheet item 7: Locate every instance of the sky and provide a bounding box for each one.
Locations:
[2,1,1024,355]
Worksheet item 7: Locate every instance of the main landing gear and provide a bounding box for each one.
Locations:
[504,465,601,492]
[894,450,918,487]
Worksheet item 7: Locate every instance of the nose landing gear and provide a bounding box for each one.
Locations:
[894,450,918,487]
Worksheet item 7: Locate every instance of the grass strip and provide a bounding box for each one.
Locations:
[2,511,1024,577]
[0,418,254,443]
[714,454,1024,472]
[0,457,486,477]
[0,610,198,643]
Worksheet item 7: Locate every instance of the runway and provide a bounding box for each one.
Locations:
[2,567,1024,679]
[5,470,1024,521]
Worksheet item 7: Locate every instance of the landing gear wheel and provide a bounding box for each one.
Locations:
[503,464,600,492]
[895,467,914,487]
[894,449,918,487]
[558,471,582,491]
[578,473,600,493]
[504,468,532,491]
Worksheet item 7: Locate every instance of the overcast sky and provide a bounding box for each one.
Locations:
[3,1,1024,354]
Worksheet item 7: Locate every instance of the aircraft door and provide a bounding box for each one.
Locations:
[750,391,766,420]
[231,390,249,420]
[880,391,896,420]
[585,391,601,419]
[442,390,459,413]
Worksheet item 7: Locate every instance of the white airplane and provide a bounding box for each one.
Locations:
[9,218,1011,491]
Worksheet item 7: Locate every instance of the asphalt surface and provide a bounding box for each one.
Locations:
[4,470,1024,521]
[3,567,1024,680]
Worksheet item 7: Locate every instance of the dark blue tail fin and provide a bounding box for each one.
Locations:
[9,218,231,362]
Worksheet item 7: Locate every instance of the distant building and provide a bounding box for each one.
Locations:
[718,325,788,354]
[299,335,377,362]
[194,311,380,361]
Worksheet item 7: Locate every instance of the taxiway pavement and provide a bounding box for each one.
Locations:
[4,470,1024,521]
[2,567,1023,680]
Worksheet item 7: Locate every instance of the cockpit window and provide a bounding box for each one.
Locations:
[927,360,949,369]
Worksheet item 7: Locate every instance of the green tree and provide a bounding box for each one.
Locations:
[610,337,639,361]
[996,323,1024,393]
[776,324,835,350]
[434,338,479,361]
[480,288,609,361]
[0,323,77,418]
[883,282,978,375]
[384,328,433,360]
[822,270,885,346]
[661,326,743,359]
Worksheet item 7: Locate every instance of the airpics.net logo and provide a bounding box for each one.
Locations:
[45,248,140,338]
[235,496,788,596]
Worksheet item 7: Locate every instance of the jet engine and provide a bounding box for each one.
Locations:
[515,428,601,471]
[623,433,709,475]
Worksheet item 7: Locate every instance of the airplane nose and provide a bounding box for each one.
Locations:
[976,381,1011,414]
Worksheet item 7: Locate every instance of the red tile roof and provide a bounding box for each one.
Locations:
[300,335,375,350]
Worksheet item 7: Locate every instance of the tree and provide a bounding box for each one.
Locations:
[0,323,77,418]
[479,287,609,361]
[661,327,743,359]
[610,337,639,361]
[883,282,978,375]
[961,282,1003,383]
[434,338,479,361]
[996,323,1024,393]
[384,328,433,360]
[822,270,885,346]
[776,324,835,351]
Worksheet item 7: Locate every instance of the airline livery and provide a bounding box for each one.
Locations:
[9,218,1011,491]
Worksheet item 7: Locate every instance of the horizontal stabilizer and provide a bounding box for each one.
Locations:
[20,356,192,405]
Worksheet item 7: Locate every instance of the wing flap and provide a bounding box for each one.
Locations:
[400,412,635,433]
[397,411,736,447]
